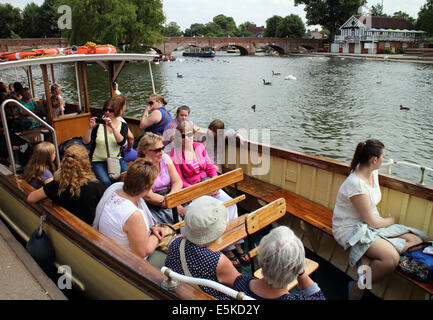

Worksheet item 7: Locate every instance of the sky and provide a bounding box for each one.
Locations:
[5,0,428,31]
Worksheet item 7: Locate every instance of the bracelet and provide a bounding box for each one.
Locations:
[298,270,305,277]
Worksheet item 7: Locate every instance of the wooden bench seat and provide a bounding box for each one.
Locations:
[233,174,433,296]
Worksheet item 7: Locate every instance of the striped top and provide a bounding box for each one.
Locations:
[92,123,123,161]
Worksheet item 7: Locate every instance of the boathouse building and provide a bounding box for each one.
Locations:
[331,15,426,54]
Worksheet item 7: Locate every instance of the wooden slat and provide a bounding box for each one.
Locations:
[253,258,319,291]
[208,198,285,252]
[246,198,286,235]
[165,168,243,208]
[171,195,246,231]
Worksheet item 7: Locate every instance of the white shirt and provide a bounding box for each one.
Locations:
[332,170,381,247]
[96,183,156,257]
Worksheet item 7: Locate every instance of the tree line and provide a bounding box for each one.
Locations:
[1,0,432,49]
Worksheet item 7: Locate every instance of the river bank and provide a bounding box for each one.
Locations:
[299,51,433,64]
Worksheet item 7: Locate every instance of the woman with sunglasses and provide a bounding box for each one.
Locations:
[82,97,129,187]
[170,121,250,267]
[139,94,173,136]
[136,132,185,224]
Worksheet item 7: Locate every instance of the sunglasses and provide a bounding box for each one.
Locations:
[149,147,164,153]
[103,108,115,113]
[181,132,194,139]
[148,101,157,105]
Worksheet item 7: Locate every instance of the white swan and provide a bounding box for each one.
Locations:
[285,74,296,80]
[114,82,121,95]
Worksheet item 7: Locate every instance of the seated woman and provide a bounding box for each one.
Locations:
[93,158,167,267]
[139,94,172,136]
[50,83,65,118]
[18,88,42,130]
[136,133,185,224]
[82,97,129,188]
[27,144,107,225]
[233,226,325,300]
[165,196,240,299]
[22,141,56,188]
[332,139,426,300]
[170,121,249,267]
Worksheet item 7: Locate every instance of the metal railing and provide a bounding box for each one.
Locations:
[381,159,433,185]
[0,99,60,175]
[160,266,255,300]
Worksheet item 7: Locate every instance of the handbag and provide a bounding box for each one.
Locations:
[104,124,121,180]
[156,223,177,253]
[398,242,433,283]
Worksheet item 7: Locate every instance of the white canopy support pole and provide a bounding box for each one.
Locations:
[160,267,255,300]
[148,60,156,94]
[75,62,82,111]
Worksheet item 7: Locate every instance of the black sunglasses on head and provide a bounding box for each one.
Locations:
[103,108,115,113]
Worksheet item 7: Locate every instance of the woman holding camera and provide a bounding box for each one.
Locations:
[139,94,172,136]
[82,97,129,187]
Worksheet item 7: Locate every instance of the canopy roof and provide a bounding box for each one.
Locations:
[0,53,157,70]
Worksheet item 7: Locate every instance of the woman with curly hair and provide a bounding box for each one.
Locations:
[27,144,107,224]
[22,141,56,188]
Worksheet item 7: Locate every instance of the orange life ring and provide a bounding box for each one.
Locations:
[43,48,60,55]
[92,46,117,54]
[64,46,90,55]
[2,50,38,61]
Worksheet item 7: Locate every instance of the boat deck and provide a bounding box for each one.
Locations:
[0,218,67,300]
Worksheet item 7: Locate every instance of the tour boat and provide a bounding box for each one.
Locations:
[0,52,432,300]
[182,46,215,58]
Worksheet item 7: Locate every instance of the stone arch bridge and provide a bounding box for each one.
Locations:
[154,37,325,56]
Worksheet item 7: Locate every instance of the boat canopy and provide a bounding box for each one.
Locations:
[0,53,157,70]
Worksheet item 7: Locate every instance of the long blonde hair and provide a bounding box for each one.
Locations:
[23,141,56,187]
[54,144,97,197]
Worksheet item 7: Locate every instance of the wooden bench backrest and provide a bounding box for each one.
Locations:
[208,198,286,252]
[246,198,286,235]
[165,168,243,209]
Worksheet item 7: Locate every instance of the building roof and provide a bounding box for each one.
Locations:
[245,26,265,36]
[353,15,415,30]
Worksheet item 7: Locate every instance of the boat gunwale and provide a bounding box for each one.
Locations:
[0,172,213,300]
[229,137,433,201]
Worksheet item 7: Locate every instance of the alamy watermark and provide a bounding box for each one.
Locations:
[57,265,72,290]
[57,5,72,30]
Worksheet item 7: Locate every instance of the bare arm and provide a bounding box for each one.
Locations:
[27,187,47,203]
[139,108,160,130]
[216,254,241,287]
[82,117,96,144]
[350,194,395,229]
[123,211,160,259]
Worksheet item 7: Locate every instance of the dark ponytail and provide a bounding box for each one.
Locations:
[349,139,385,172]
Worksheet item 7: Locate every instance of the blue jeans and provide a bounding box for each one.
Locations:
[92,159,128,188]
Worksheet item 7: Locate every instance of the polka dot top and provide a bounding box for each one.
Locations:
[164,237,230,300]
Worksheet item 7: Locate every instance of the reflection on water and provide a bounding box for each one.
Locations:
[1,55,432,185]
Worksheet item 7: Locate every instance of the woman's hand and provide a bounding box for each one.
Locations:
[104,116,113,129]
[150,226,166,241]
[89,117,97,129]
[177,205,187,218]
[208,190,220,197]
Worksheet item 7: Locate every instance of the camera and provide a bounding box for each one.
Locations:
[95,118,106,124]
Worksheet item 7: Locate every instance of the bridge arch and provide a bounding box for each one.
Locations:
[266,44,285,55]
[215,44,249,56]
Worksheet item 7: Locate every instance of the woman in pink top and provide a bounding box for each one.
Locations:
[136,133,185,224]
[170,121,250,267]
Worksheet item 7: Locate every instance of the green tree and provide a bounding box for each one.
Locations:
[20,2,44,38]
[417,0,433,35]
[68,0,165,51]
[184,23,208,37]
[212,14,238,36]
[265,15,283,37]
[38,0,64,38]
[163,22,183,37]
[294,0,367,41]
[0,3,22,38]
[275,14,306,38]
[370,3,388,17]
[238,21,255,37]
[392,11,416,26]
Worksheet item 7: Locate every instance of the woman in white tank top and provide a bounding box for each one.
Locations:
[93,158,166,262]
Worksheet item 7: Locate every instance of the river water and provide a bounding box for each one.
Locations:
[1,53,432,185]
